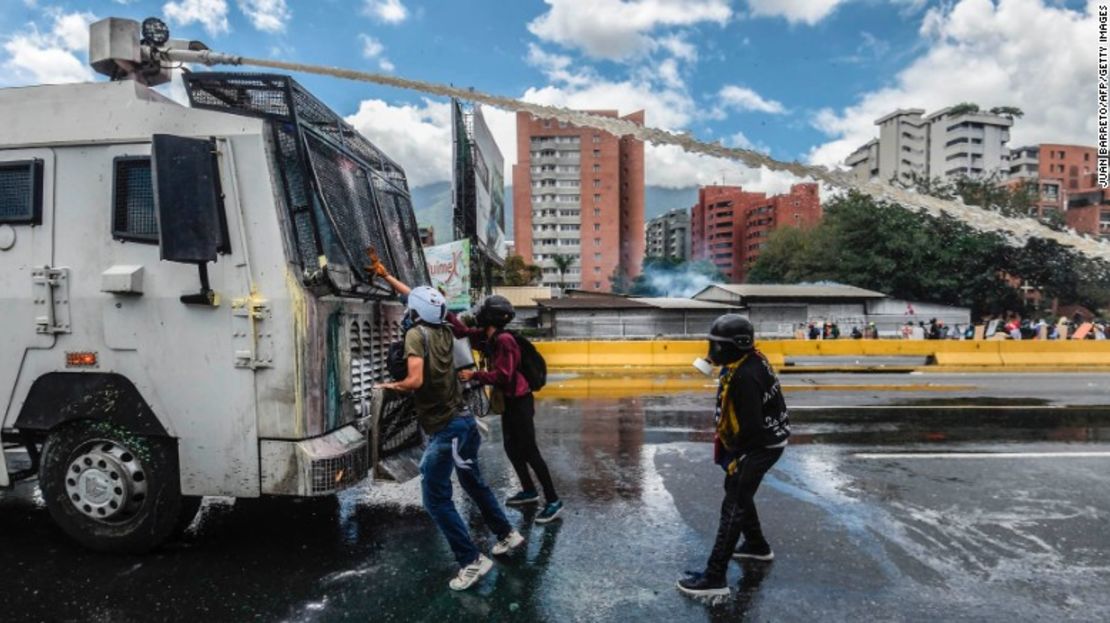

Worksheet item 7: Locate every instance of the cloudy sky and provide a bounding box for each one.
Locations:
[0,0,1098,191]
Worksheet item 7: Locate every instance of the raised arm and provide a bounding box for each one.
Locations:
[366,248,411,296]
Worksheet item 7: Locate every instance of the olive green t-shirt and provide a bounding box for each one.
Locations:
[405,324,462,434]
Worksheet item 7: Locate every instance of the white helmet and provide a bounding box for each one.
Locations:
[407,286,447,325]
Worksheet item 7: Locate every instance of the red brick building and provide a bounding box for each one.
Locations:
[512,111,645,292]
[1065,173,1110,240]
[1007,144,1096,217]
[691,183,821,282]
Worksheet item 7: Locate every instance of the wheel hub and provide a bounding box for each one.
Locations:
[64,440,148,523]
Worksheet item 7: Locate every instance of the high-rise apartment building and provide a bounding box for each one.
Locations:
[845,106,1013,184]
[512,110,645,291]
[1007,144,1097,217]
[645,208,691,261]
[691,183,821,282]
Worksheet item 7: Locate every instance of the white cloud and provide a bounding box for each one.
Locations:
[645,144,801,190]
[359,34,384,59]
[1,10,96,85]
[345,98,452,188]
[363,0,408,24]
[358,34,394,73]
[238,0,290,33]
[717,84,786,114]
[526,43,594,87]
[528,0,731,61]
[746,0,848,25]
[808,0,1098,167]
[164,0,230,37]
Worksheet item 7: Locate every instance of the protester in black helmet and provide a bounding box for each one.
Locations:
[678,314,790,598]
[452,295,563,524]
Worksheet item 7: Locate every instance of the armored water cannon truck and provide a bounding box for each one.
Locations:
[0,17,427,552]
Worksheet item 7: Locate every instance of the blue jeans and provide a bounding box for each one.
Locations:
[420,414,512,566]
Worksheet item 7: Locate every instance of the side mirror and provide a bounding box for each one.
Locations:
[151,134,228,304]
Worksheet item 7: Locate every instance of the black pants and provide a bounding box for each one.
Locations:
[502,393,558,502]
[705,446,784,580]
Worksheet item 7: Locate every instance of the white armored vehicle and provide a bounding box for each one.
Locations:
[0,17,427,551]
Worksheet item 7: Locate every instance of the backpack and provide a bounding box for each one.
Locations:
[387,326,428,382]
[508,331,547,392]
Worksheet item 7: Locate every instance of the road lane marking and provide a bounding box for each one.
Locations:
[854,452,1110,459]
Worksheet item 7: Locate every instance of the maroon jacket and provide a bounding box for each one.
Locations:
[448,314,531,397]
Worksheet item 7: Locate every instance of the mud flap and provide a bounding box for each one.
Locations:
[370,389,424,482]
[0,432,9,488]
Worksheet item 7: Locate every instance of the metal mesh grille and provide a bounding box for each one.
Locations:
[310,442,368,494]
[112,159,158,241]
[304,133,398,286]
[184,72,425,286]
[187,75,293,120]
[0,161,38,222]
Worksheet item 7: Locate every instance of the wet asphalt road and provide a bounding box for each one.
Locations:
[2,374,1110,622]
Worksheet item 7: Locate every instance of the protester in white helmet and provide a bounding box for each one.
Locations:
[370,256,524,591]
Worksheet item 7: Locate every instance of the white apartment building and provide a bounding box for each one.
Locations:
[845,106,1013,184]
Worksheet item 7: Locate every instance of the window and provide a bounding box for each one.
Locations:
[593,223,601,231]
[594,281,601,289]
[593,266,601,274]
[593,149,600,158]
[593,208,601,217]
[543,120,551,128]
[593,193,601,204]
[592,164,600,173]
[593,179,601,189]
[0,159,44,225]
[593,238,601,247]
[594,252,602,260]
[112,157,159,242]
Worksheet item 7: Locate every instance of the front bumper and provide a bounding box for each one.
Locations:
[259,417,370,496]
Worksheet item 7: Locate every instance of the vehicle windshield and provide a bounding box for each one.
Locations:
[183,72,429,295]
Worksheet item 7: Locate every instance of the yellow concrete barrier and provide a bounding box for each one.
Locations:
[533,339,1110,370]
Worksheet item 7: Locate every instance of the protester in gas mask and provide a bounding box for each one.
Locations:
[370,257,524,591]
[678,314,790,598]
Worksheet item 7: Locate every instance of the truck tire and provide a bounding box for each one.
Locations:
[39,420,185,553]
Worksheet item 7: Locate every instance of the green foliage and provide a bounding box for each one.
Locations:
[748,191,1110,317]
[948,102,981,116]
[989,106,1024,119]
[549,253,575,285]
[497,254,542,287]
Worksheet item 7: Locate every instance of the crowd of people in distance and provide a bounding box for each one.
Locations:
[800,314,1109,341]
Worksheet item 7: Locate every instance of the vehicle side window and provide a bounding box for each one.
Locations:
[0,159,44,225]
[112,156,158,243]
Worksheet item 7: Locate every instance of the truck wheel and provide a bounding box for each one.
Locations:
[39,420,185,553]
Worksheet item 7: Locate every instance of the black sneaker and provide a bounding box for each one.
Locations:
[677,572,729,597]
[733,540,774,561]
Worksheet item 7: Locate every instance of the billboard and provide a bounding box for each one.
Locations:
[451,100,507,262]
[424,238,471,310]
[470,106,508,260]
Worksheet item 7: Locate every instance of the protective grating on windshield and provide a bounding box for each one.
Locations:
[112,158,158,242]
[379,188,429,284]
[0,160,43,224]
[186,75,293,120]
[304,132,405,287]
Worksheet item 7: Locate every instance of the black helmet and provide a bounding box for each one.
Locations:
[707,314,755,365]
[476,295,515,328]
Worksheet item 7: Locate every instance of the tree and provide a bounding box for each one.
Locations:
[948,102,981,116]
[747,190,1110,317]
[497,254,542,287]
[550,253,574,290]
[989,106,1024,119]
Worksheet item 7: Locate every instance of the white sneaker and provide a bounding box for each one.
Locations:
[448,554,493,591]
[491,530,525,556]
